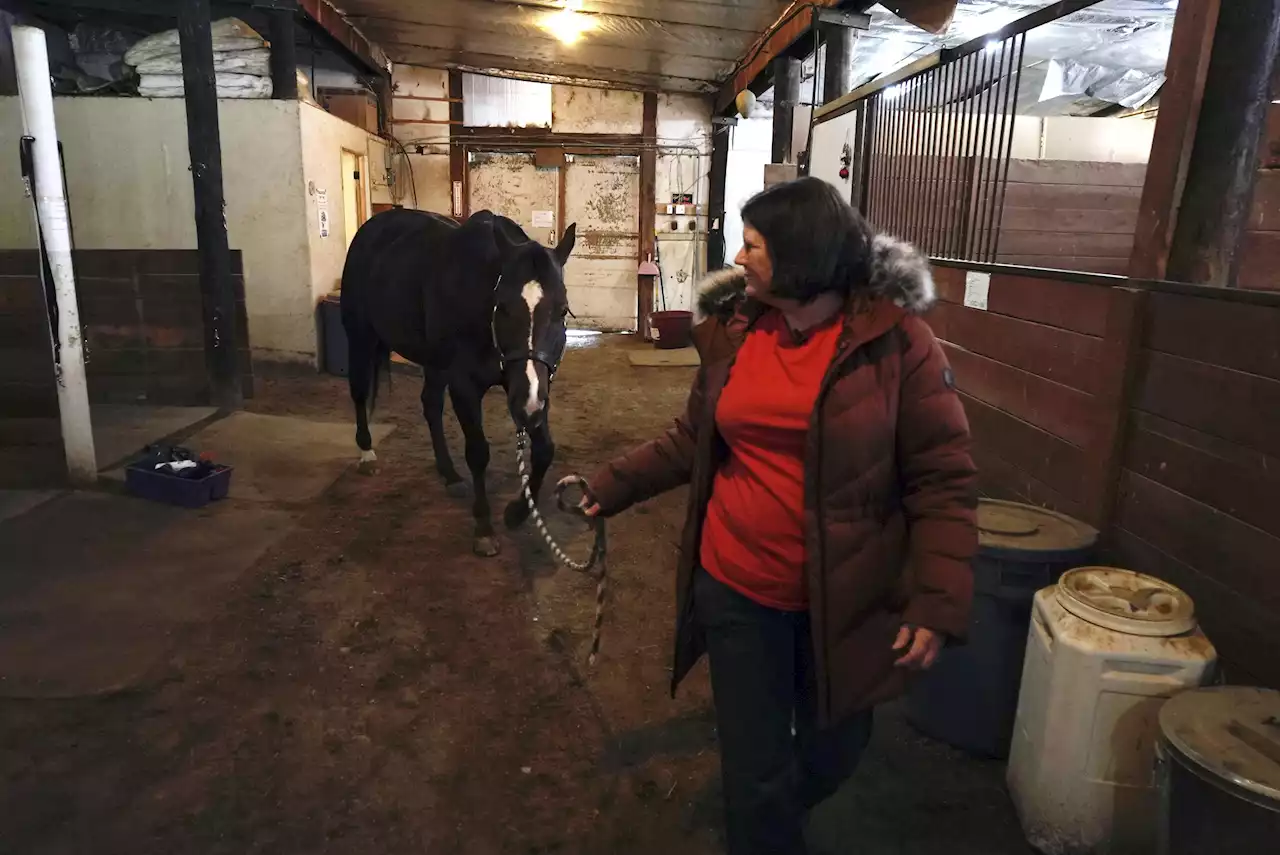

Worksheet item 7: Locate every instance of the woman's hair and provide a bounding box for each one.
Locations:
[740,176,874,303]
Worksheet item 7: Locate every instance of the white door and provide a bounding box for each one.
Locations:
[467,151,559,245]
[562,154,640,331]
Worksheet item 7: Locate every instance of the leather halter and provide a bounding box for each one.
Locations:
[491,275,567,378]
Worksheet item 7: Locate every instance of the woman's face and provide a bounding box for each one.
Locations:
[734,225,774,301]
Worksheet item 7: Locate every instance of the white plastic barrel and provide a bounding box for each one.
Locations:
[1007,567,1218,854]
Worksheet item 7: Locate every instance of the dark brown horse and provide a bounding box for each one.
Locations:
[340,208,576,556]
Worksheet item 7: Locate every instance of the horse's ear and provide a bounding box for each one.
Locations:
[556,222,576,266]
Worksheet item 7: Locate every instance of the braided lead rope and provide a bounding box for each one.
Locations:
[516,430,607,665]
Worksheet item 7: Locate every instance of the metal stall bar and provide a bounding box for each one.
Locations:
[988,32,1029,263]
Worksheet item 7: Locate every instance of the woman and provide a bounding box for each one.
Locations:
[581,177,977,854]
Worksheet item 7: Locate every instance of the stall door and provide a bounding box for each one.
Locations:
[467,151,559,245]
[562,154,640,331]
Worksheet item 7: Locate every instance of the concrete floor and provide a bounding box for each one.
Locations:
[0,410,393,698]
[0,351,1035,854]
[92,404,220,470]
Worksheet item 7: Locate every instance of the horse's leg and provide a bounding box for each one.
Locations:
[421,369,467,498]
[449,382,499,557]
[505,413,555,530]
[348,330,378,474]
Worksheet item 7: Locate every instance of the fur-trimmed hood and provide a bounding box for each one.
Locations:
[694,233,935,322]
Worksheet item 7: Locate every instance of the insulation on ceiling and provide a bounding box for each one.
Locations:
[851,0,1178,114]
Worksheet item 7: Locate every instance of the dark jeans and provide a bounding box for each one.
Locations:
[695,568,873,855]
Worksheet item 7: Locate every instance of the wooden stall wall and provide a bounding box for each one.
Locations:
[871,159,1144,275]
[70,250,254,406]
[0,261,65,487]
[995,160,1146,275]
[1111,290,1280,686]
[927,264,1109,524]
[929,260,1280,689]
[1238,93,1280,290]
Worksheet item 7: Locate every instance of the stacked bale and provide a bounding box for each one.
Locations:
[126,18,272,99]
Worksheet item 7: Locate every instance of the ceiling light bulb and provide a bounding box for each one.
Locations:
[543,1,594,45]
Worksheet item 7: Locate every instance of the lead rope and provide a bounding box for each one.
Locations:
[516,430,608,665]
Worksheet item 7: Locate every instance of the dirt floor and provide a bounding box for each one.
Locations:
[0,335,1032,855]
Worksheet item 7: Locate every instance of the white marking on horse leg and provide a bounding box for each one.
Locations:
[360,449,377,463]
[525,360,540,416]
[522,281,545,416]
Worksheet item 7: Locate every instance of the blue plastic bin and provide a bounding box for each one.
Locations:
[125,461,233,508]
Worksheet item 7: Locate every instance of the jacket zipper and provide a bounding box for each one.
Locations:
[806,334,852,722]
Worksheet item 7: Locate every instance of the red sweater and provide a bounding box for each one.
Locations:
[700,310,842,611]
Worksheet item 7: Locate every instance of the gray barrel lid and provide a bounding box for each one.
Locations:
[977,499,1098,561]
[1160,686,1280,805]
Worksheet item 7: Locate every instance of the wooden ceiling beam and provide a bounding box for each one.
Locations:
[297,0,389,76]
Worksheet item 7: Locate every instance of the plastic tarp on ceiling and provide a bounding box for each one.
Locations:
[851,0,1178,115]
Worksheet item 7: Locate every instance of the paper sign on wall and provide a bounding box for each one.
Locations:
[963,271,991,311]
[532,209,555,228]
[318,208,330,238]
[316,189,328,206]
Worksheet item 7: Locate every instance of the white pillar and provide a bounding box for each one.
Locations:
[13,25,97,485]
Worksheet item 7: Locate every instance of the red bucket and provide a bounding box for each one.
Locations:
[650,310,693,350]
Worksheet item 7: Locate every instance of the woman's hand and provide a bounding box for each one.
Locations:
[557,475,601,517]
[893,624,943,671]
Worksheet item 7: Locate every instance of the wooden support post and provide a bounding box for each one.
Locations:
[178,0,241,409]
[1129,0,1220,281]
[1080,287,1146,534]
[1166,0,1280,286]
[0,10,18,97]
[772,56,801,165]
[708,119,731,269]
[638,91,658,339]
[822,23,855,105]
[266,7,297,101]
[448,69,465,218]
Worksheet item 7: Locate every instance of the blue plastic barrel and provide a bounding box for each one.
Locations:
[905,499,1098,758]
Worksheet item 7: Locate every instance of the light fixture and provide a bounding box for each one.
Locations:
[542,0,594,45]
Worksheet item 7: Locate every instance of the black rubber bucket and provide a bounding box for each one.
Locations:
[1157,686,1280,855]
[905,499,1098,758]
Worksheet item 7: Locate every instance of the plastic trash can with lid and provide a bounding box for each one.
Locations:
[1008,567,1217,854]
[1157,686,1280,855]
[905,499,1098,758]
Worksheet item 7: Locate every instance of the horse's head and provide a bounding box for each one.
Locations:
[490,221,576,431]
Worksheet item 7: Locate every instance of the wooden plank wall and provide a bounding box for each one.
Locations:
[0,266,65,487]
[927,265,1107,522]
[929,261,1280,688]
[871,158,1146,275]
[1111,290,1280,686]
[1237,92,1280,290]
[0,250,253,487]
[995,160,1147,275]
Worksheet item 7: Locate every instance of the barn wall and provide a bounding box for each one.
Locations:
[299,102,386,303]
[389,65,453,214]
[0,97,317,362]
[928,261,1280,689]
[0,249,252,486]
[552,85,643,134]
[1237,94,1280,291]
[655,93,713,311]
[995,160,1146,274]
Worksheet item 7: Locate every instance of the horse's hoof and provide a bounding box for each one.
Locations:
[504,499,531,530]
[357,460,378,476]
[473,536,500,557]
[445,480,470,499]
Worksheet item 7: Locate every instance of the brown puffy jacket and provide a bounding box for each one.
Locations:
[590,235,978,726]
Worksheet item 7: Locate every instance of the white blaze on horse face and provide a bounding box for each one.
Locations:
[522,281,544,417]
